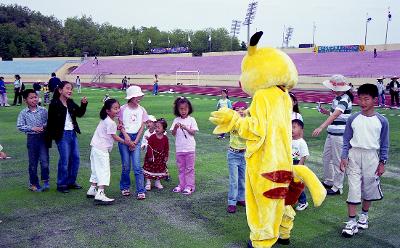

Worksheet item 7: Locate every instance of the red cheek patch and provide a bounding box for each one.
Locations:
[263,187,288,199]
[262,170,293,184]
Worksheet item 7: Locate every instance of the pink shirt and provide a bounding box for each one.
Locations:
[118,104,149,134]
[90,116,117,152]
[170,116,199,152]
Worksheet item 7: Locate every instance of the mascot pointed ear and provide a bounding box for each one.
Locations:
[248,31,263,56]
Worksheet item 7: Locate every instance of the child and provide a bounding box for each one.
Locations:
[0,76,10,107]
[340,83,389,238]
[143,118,169,190]
[226,101,247,214]
[292,119,310,211]
[17,89,49,192]
[170,96,199,195]
[376,77,386,107]
[312,74,353,195]
[76,76,81,93]
[118,85,148,200]
[42,82,50,106]
[87,99,131,205]
[12,74,23,106]
[216,89,232,139]
[290,92,303,121]
[47,81,88,193]
[141,115,157,150]
[33,80,42,106]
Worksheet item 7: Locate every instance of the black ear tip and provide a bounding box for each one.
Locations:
[250,31,263,46]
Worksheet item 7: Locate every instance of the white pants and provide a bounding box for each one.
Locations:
[322,134,345,191]
[89,147,110,186]
[346,148,383,204]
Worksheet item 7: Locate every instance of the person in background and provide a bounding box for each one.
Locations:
[153,74,159,95]
[312,74,353,195]
[121,76,128,91]
[48,72,61,96]
[388,76,400,108]
[76,76,81,94]
[0,144,8,159]
[290,92,303,121]
[0,76,10,107]
[42,82,50,106]
[33,80,42,106]
[376,77,386,108]
[12,74,23,106]
[216,89,232,139]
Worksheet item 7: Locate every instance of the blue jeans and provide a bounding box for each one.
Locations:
[298,191,307,204]
[118,133,145,193]
[153,84,158,95]
[378,93,385,106]
[56,130,80,189]
[27,133,49,185]
[227,150,246,205]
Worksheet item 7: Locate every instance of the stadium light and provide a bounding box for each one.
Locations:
[364,13,372,46]
[243,1,258,44]
[384,7,392,48]
[230,19,241,50]
[312,22,316,47]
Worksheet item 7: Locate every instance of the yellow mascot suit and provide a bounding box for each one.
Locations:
[210,31,326,248]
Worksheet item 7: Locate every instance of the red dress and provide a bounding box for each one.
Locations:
[143,134,169,180]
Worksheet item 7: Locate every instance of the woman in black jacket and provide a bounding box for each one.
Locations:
[47,81,88,193]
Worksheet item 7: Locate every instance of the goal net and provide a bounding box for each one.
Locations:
[175,70,200,85]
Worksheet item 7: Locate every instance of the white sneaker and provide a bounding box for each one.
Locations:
[94,191,115,205]
[145,180,151,191]
[154,180,163,189]
[342,220,358,238]
[295,202,308,211]
[357,214,369,229]
[86,186,97,198]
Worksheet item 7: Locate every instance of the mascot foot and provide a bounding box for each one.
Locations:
[277,238,290,245]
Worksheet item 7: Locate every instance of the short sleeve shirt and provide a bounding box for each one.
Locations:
[170,116,199,152]
[292,138,309,163]
[327,94,352,135]
[90,116,117,152]
[119,104,149,134]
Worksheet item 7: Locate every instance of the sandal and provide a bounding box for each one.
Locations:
[121,189,131,196]
[182,188,193,195]
[172,186,182,193]
[137,193,146,200]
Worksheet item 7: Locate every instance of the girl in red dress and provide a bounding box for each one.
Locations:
[143,118,169,190]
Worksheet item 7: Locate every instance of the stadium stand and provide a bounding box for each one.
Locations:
[0,60,68,75]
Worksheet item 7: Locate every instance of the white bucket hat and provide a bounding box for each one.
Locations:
[147,115,156,122]
[125,85,144,99]
[322,74,351,92]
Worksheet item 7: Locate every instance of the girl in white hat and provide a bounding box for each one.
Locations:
[312,74,354,195]
[118,86,149,200]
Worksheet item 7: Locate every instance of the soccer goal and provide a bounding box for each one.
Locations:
[175,70,200,85]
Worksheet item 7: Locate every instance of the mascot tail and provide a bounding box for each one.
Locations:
[293,165,326,207]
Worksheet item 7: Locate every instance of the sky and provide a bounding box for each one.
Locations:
[3,0,399,47]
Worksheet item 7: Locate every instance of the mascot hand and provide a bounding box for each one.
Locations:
[209,107,239,134]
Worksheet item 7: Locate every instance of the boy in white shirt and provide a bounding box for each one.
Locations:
[340,84,389,238]
[291,119,310,211]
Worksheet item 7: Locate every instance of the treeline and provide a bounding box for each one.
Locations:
[0,4,246,60]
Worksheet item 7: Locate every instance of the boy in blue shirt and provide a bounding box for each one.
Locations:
[340,84,389,237]
[17,89,50,192]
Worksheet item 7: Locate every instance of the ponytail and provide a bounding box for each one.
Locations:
[100,98,118,120]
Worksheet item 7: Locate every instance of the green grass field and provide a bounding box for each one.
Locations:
[0,86,399,248]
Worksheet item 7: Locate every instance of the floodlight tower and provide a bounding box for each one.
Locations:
[230,19,241,50]
[243,1,258,44]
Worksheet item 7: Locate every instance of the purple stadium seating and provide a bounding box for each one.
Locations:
[72,50,400,77]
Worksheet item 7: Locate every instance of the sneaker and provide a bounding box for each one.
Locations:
[182,188,193,195]
[86,186,97,198]
[357,214,369,229]
[327,188,342,195]
[29,184,42,192]
[68,183,82,189]
[121,189,131,196]
[227,205,237,213]
[172,186,182,193]
[295,202,309,211]
[94,191,115,205]
[154,180,163,189]
[137,193,146,200]
[342,220,358,238]
[237,201,246,207]
[322,182,333,189]
[42,181,50,191]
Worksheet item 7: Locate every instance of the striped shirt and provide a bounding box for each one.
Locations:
[17,106,48,134]
[327,94,352,136]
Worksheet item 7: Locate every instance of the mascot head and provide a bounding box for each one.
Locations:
[239,31,298,96]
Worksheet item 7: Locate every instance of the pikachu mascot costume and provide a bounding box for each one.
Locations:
[210,32,326,247]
